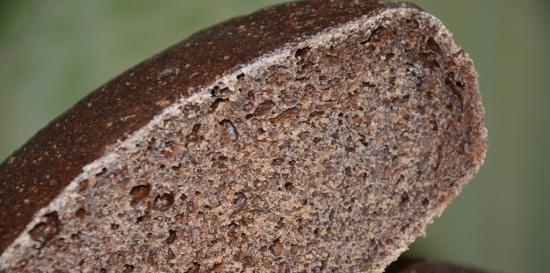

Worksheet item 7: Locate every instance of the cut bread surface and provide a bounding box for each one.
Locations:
[0,2,486,273]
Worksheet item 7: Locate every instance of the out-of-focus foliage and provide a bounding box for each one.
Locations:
[0,1,548,273]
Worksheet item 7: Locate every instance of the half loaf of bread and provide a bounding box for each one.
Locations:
[0,0,487,272]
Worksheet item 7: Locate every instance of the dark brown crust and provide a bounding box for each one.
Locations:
[0,0,421,255]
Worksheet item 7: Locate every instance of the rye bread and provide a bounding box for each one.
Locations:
[0,0,487,272]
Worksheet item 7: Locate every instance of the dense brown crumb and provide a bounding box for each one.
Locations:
[0,1,418,254]
[0,1,486,273]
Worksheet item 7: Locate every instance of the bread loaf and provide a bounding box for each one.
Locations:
[0,0,487,272]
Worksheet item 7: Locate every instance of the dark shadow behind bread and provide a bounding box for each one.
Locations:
[387,259,493,273]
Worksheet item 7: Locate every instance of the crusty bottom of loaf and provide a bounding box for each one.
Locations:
[1,8,486,273]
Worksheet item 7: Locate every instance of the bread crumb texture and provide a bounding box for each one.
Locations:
[1,6,486,273]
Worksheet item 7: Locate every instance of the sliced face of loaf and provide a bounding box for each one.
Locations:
[0,1,487,272]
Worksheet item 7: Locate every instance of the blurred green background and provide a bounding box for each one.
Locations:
[0,1,548,273]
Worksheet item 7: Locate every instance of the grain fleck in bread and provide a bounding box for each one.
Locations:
[0,0,487,272]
